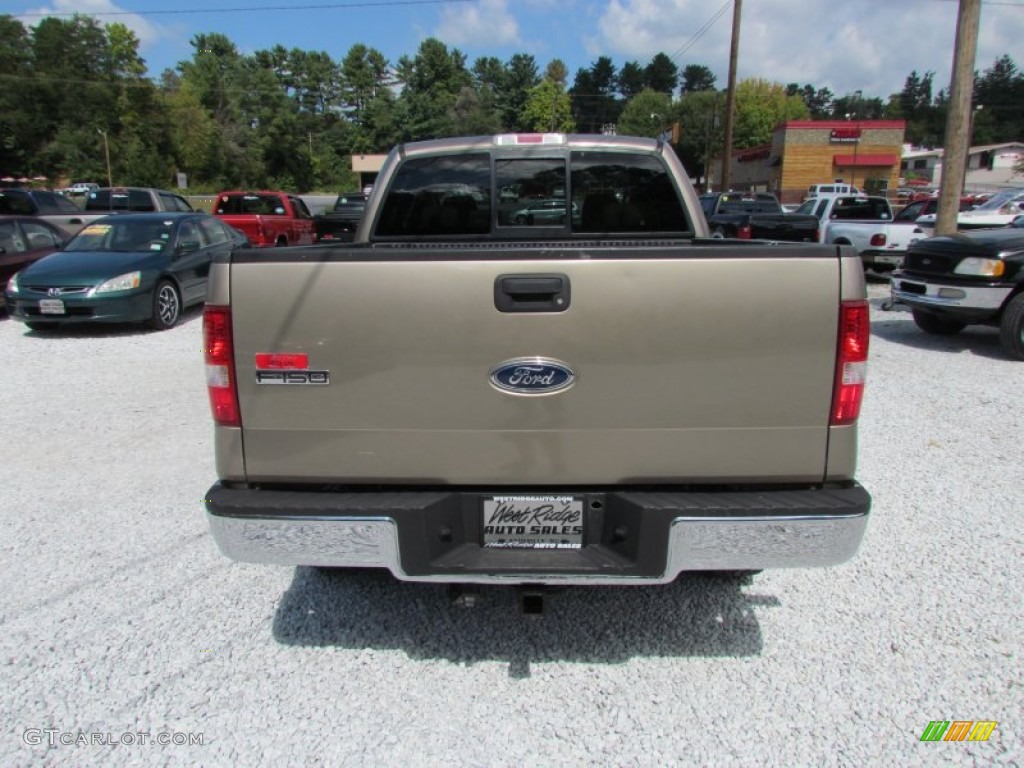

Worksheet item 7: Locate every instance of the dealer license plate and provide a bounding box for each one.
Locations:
[482,495,584,549]
[39,299,65,314]
[877,255,903,265]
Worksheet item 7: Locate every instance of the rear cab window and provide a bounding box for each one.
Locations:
[712,193,780,214]
[372,147,691,240]
[34,192,80,213]
[289,197,312,218]
[830,197,891,220]
[216,194,286,216]
[0,190,34,215]
[85,189,157,212]
[158,192,193,212]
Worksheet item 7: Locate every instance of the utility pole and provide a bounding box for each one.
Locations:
[935,0,981,235]
[705,107,719,193]
[720,0,742,191]
[97,129,112,187]
[850,90,862,190]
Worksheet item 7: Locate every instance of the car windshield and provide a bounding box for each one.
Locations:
[974,189,1024,211]
[66,220,175,252]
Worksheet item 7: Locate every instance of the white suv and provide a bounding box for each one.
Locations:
[64,182,99,197]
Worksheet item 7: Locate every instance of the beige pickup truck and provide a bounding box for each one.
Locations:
[202,134,871,609]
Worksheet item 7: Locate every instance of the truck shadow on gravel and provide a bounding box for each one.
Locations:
[272,567,777,673]
[870,302,1005,360]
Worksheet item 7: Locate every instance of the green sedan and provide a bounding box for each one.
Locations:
[4,212,249,331]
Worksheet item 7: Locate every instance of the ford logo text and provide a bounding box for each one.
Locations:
[489,358,575,395]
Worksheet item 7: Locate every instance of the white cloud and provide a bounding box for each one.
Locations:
[591,0,1024,99]
[20,0,162,47]
[435,0,520,48]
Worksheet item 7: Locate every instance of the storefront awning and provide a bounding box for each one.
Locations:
[833,154,898,167]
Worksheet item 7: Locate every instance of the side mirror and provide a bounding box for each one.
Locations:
[178,239,201,254]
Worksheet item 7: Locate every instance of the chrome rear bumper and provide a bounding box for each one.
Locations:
[206,484,870,585]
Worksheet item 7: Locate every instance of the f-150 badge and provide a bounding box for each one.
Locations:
[256,370,330,385]
[489,358,575,395]
[253,352,329,385]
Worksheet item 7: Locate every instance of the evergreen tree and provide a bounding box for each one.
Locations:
[644,53,679,95]
[680,64,717,93]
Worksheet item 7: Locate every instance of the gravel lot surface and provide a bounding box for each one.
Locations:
[1,281,1021,766]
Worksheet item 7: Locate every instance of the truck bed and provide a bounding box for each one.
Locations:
[215,239,857,486]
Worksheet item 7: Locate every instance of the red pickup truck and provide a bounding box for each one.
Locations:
[212,191,315,247]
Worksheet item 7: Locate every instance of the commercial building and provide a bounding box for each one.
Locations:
[722,120,906,204]
[901,142,1024,192]
[351,153,387,191]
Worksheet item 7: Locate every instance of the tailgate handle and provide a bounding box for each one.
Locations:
[494,273,570,313]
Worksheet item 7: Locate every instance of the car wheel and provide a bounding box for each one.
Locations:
[275,237,288,247]
[149,280,181,331]
[998,293,1024,361]
[911,308,966,336]
[711,227,726,239]
[25,321,57,331]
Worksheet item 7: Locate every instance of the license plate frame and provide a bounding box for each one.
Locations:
[481,495,584,549]
[39,299,65,315]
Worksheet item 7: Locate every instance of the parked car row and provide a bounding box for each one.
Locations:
[3,212,249,331]
[212,191,316,247]
[914,188,1024,232]
[891,214,1024,360]
[701,191,820,241]
[313,192,367,241]
[699,185,1024,361]
[0,180,357,332]
[0,216,66,289]
[4,173,1023,362]
[0,186,195,239]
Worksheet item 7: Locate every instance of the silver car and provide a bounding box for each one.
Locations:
[510,198,578,225]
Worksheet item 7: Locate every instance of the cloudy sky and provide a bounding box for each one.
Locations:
[13,0,1024,101]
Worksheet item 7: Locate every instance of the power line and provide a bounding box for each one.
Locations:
[16,0,474,17]
[666,0,733,66]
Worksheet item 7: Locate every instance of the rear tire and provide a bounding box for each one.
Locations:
[149,280,181,331]
[912,308,966,336]
[998,293,1024,361]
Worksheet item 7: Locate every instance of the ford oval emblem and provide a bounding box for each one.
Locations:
[489,358,576,395]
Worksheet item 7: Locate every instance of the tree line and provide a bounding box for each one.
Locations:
[1,13,1021,193]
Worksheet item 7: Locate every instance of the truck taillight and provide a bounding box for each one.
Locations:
[831,300,869,426]
[869,233,886,247]
[204,306,240,427]
[737,223,753,239]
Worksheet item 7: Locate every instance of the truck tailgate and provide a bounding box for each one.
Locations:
[228,247,842,485]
